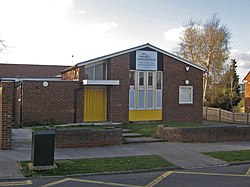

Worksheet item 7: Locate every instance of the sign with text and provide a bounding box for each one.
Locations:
[136,50,157,70]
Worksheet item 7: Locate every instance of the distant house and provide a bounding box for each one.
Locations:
[243,71,250,113]
[239,83,245,93]
[0,44,205,126]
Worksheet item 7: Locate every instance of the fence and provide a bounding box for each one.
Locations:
[203,107,250,124]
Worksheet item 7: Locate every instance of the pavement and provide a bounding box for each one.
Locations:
[1,128,250,180]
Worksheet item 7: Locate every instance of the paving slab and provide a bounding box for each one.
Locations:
[124,137,164,144]
[2,128,250,179]
[122,129,132,133]
[12,129,32,140]
[122,133,144,138]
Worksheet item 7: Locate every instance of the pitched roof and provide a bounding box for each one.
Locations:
[243,71,250,81]
[76,43,206,71]
[0,64,70,78]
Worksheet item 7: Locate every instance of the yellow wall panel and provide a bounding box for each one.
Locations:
[129,110,162,121]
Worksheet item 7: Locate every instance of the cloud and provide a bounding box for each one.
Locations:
[88,22,118,34]
[164,27,185,41]
[231,49,250,68]
[163,27,185,51]
[230,49,250,81]
[78,9,87,15]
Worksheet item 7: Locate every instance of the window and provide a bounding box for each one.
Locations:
[147,72,154,109]
[156,72,162,90]
[148,72,153,88]
[95,63,106,80]
[138,71,145,109]
[129,90,136,109]
[85,66,94,80]
[179,86,193,104]
[130,71,135,89]
[147,90,154,109]
[139,71,145,88]
[85,62,107,80]
[156,90,162,108]
[156,72,162,108]
[129,70,163,110]
[138,90,145,109]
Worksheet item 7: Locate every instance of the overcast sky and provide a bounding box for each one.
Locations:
[0,0,249,81]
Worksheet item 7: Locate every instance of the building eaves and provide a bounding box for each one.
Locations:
[76,43,206,72]
[243,71,250,81]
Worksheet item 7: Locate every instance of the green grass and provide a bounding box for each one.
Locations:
[19,155,174,177]
[122,123,159,138]
[204,150,250,162]
[122,122,205,138]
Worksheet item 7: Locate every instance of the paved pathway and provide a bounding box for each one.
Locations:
[1,129,250,179]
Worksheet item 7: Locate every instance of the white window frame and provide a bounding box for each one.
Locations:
[138,71,145,89]
[129,89,136,110]
[179,86,193,104]
[156,71,162,109]
[147,71,154,109]
[138,71,146,109]
[129,70,136,89]
[85,61,107,80]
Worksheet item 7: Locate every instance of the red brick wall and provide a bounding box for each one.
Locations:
[245,98,250,113]
[162,55,203,122]
[75,88,84,123]
[0,81,14,149]
[107,54,130,123]
[21,81,81,125]
[158,125,250,142]
[78,66,86,81]
[14,84,21,125]
[245,73,250,112]
[55,128,122,148]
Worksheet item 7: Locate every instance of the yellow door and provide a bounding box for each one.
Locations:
[84,87,107,122]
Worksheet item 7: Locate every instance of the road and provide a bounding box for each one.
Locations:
[1,164,250,187]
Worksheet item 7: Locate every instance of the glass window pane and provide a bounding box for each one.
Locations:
[130,71,135,89]
[139,72,144,87]
[148,72,153,88]
[129,90,135,109]
[85,66,94,80]
[179,86,193,104]
[147,90,154,109]
[95,63,104,80]
[138,90,145,109]
[156,90,162,108]
[157,72,162,89]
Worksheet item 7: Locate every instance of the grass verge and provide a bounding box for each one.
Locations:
[19,155,174,177]
[204,150,250,162]
[122,122,205,138]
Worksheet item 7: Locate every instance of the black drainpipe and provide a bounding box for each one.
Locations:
[20,82,23,128]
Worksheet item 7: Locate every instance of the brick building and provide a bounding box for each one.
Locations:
[244,71,250,113]
[1,43,205,126]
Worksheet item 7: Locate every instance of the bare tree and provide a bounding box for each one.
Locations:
[176,14,231,103]
[0,39,7,53]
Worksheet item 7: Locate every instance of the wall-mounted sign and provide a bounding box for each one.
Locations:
[136,50,157,70]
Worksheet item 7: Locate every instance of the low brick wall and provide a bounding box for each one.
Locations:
[55,128,122,148]
[157,125,250,143]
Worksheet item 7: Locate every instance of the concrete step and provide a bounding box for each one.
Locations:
[122,132,144,138]
[122,129,133,133]
[123,137,164,144]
